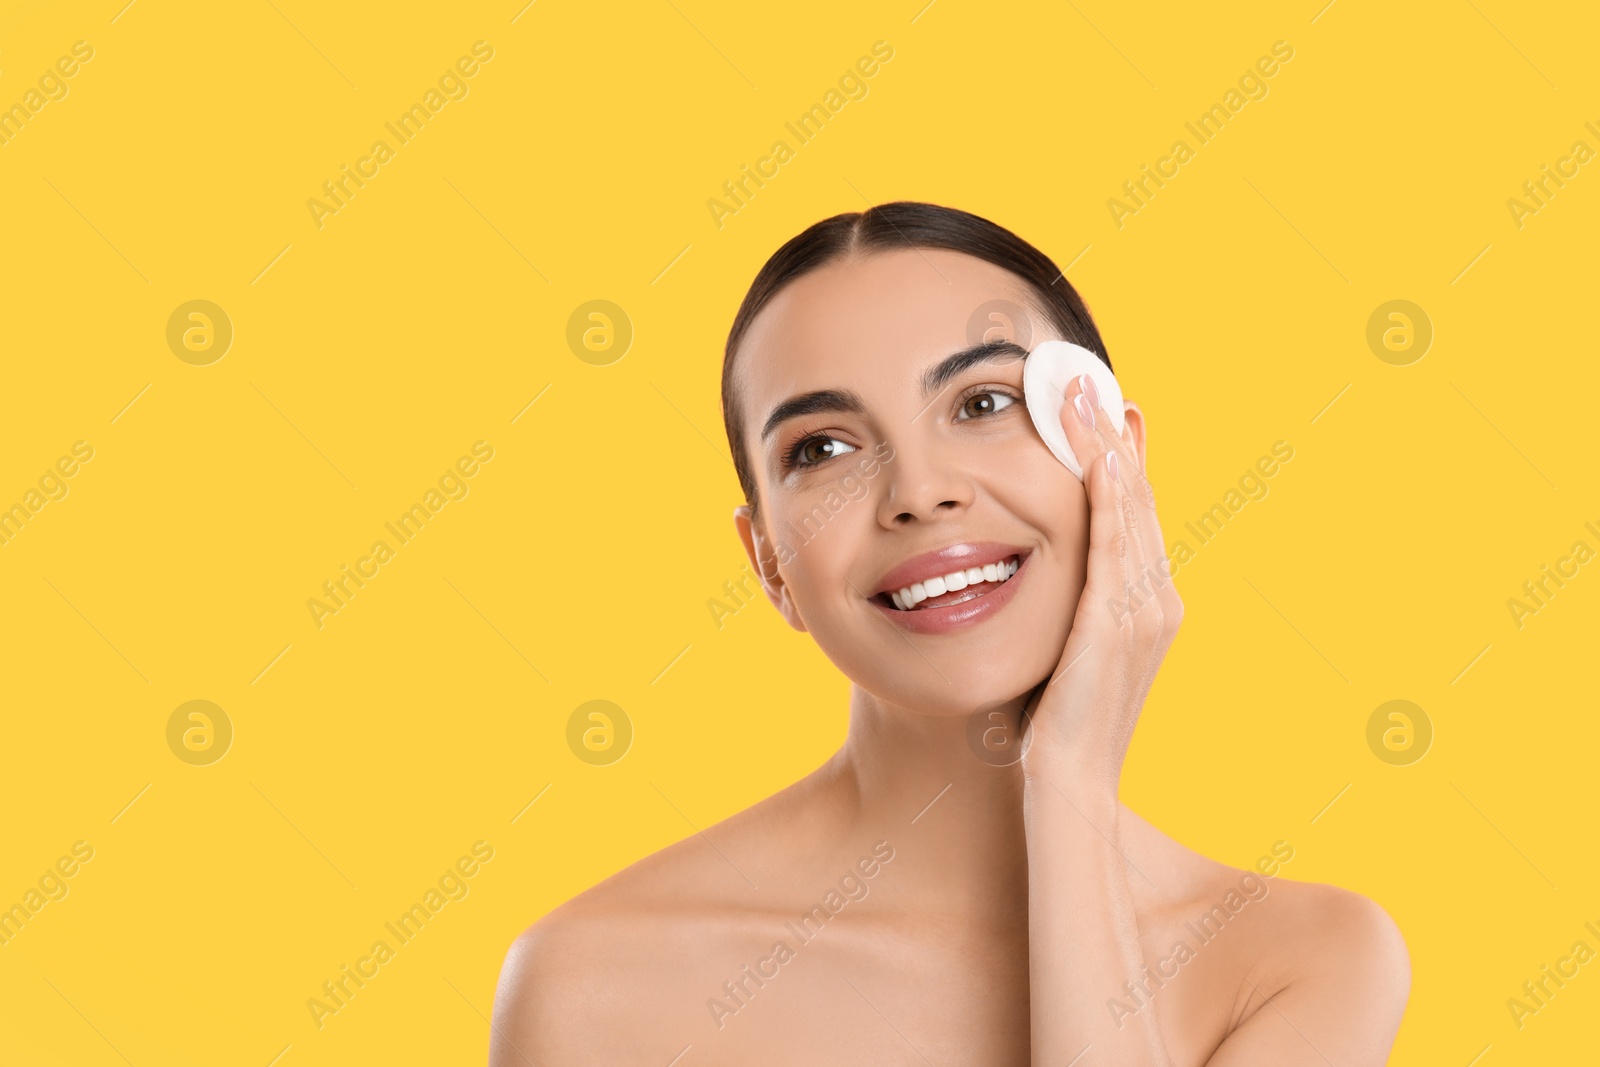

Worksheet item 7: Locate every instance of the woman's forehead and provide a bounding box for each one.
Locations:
[739,248,1039,396]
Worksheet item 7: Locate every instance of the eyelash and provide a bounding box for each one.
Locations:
[781,385,1020,471]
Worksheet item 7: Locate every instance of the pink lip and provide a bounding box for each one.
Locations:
[866,541,1033,636]
[869,540,1030,598]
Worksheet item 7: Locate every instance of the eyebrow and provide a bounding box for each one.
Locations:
[760,339,1029,442]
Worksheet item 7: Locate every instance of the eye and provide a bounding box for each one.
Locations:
[787,433,858,470]
[956,389,1017,421]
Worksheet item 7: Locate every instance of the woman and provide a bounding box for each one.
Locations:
[490,202,1410,1065]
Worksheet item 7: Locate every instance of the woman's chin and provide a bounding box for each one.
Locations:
[853,668,1050,719]
[811,610,1071,716]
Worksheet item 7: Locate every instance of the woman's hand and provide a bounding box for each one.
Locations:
[1020,369,1182,1065]
[1019,370,1183,794]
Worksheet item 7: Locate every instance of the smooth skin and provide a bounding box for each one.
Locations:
[489,248,1410,1065]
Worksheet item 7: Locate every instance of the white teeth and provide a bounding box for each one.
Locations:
[889,554,1022,610]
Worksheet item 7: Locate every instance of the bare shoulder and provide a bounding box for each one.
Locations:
[1208,875,1411,1064]
[1244,873,1410,991]
[1120,810,1410,1063]
[1124,809,1409,992]
[1258,874,1409,956]
[489,763,845,1065]
[489,891,697,1066]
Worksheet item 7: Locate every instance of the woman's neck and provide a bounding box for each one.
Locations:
[827,685,1036,923]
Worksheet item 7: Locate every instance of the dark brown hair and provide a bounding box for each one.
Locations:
[720,200,1112,518]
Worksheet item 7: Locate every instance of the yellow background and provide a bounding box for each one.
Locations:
[1,0,1596,1062]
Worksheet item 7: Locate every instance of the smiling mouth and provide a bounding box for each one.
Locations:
[874,553,1024,612]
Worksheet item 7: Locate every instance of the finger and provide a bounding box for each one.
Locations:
[1061,401,1135,636]
[1057,372,1140,579]
[1064,376,1181,650]
[1034,451,1141,761]
[1058,372,1117,485]
[1055,375,1179,636]
[1077,372,1140,472]
[1076,375,1177,598]
[1058,374,1149,598]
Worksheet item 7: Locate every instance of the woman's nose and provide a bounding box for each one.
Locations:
[874,440,976,527]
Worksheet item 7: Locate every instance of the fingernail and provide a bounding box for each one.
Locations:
[1074,393,1095,428]
[1107,451,1119,481]
[1084,374,1100,411]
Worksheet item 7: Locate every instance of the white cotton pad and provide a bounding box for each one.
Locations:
[1022,340,1125,480]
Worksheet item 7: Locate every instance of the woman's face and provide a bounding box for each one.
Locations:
[732,247,1141,716]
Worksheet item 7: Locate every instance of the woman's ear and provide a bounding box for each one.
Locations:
[1121,399,1149,476]
[733,504,808,633]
